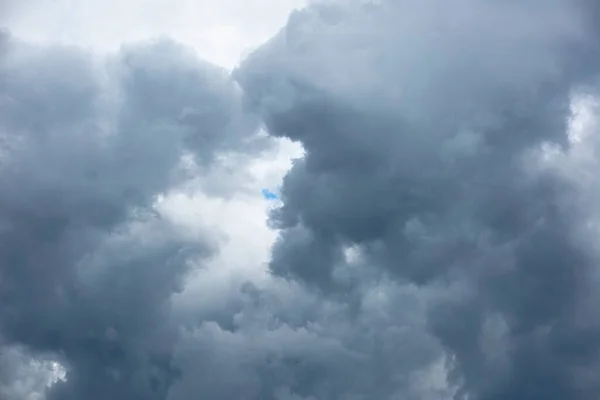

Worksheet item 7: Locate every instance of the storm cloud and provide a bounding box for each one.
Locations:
[236,0,600,398]
[0,32,263,399]
[2,0,600,399]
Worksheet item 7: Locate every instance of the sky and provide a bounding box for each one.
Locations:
[2,0,307,68]
[1,1,600,399]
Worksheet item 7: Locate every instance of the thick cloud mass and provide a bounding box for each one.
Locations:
[236,0,600,399]
[2,0,600,399]
[0,33,263,399]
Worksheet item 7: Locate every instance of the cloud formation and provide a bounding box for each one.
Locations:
[236,0,600,398]
[2,0,600,399]
[0,33,264,399]
[1,0,306,68]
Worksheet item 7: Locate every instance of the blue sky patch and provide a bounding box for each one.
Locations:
[261,189,278,200]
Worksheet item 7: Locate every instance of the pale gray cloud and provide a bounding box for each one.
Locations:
[3,0,306,68]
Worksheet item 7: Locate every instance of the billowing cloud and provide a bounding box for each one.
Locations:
[236,0,600,398]
[0,33,265,399]
[3,0,600,399]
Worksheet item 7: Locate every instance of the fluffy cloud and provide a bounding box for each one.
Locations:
[236,0,600,398]
[0,32,265,399]
[2,0,600,399]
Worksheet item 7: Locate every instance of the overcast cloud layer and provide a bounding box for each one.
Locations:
[2,0,600,399]
[2,0,306,68]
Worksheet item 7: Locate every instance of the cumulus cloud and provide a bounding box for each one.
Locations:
[236,0,600,398]
[3,0,600,399]
[0,33,266,399]
[0,344,65,400]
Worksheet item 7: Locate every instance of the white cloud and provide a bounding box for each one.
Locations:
[4,0,306,69]
[0,346,66,400]
[158,138,303,286]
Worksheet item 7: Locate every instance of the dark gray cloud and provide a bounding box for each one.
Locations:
[0,34,263,399]
[3,0,600,399]
[236,0,600,399]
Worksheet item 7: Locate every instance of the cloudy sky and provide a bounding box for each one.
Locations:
[1,0,600,399]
